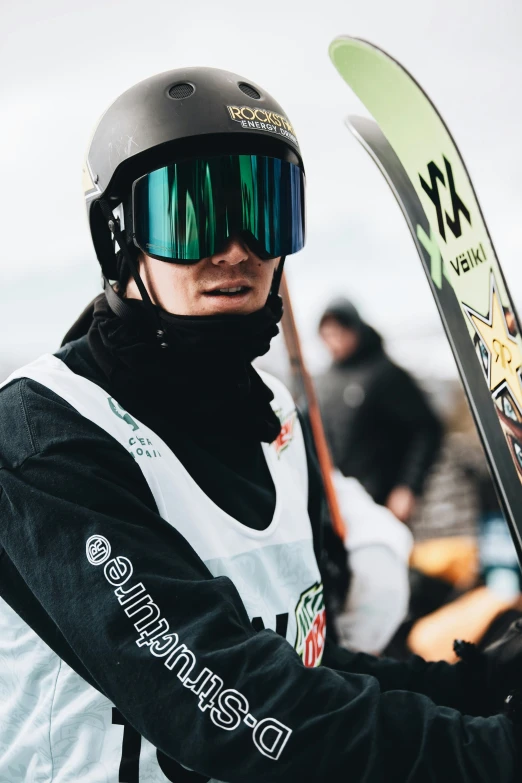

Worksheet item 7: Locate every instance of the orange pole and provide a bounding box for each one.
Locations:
[279,272,347,541]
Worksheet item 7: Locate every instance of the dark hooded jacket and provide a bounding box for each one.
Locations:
[315,299,443,505]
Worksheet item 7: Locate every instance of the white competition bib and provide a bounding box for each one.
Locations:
[0,354,325,782]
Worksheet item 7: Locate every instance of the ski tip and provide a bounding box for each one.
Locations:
[329,36,373,61]
[345,115,381,146]
[329,37,395,72]
[345,114,367,133]
[328,36,356,62]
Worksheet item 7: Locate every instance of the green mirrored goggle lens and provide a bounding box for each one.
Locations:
[132,154,305,263]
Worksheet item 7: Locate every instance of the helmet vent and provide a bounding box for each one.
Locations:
[238,82,261,100]
[168,83,195,100]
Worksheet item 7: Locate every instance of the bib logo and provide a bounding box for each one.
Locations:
[227,105,298,147]
[108,397,139,431]
[294,582,326,668]
[108,397,162,460]
[273,410,296,457]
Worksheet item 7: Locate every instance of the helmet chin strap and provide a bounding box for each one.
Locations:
[98,198,286,348]
[271,255,286,298]
[99,199,169,348]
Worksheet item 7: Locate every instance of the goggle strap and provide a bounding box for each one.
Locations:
[271,255,286,295]
[98,198,169,348]
[103,274,135,322]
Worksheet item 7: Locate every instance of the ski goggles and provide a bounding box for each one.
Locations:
[132,154,305,263]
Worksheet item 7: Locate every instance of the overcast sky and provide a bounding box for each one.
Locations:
[1,0,521,381]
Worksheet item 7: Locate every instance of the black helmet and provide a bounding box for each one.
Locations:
[83,66,304,279]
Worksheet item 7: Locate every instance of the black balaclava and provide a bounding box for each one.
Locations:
[86,279,284,443]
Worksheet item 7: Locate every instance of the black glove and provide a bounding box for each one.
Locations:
[454,618,522,720]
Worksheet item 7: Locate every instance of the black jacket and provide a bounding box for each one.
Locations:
[0,332,517,782]
[315,324,443,504]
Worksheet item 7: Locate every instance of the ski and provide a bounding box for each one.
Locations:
[329,37,522,562]
[280,272,347,541]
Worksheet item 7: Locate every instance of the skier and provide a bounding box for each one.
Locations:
[0,66,521,782]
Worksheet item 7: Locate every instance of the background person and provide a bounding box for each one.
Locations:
[316,297,443,522]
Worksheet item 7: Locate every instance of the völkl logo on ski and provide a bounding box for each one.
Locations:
[419,157,471,242]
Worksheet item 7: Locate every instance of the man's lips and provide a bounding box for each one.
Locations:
[203,282,253,296]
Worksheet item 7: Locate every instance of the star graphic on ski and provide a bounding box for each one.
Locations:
[463,273,522,413]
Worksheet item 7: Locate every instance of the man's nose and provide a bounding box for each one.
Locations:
[211,236,249,266]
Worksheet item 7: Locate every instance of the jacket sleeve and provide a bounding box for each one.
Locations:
[376,364,443,495]
[0,378,518,783]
